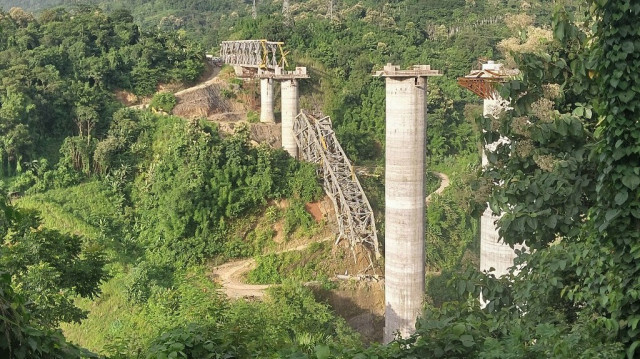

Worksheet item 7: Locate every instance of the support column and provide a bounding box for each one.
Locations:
[376,64,440,343]
[479,61,519,278]
[281,79,298,158]
[260,78,275,123]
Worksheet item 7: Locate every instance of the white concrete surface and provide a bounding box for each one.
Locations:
[280,79,298,158]
[480,61,519,278]
[383,75,427,343]
[260,78,275,123]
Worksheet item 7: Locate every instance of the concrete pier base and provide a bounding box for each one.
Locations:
[280,79,298,158]
[260,78,275,123]
[375,64,440,343]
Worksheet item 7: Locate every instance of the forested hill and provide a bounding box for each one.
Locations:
[0,0,240,13]
[2,0,636,358]
[1,0,560,51]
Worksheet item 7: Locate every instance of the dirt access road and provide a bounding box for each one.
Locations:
[210,237,333,299]
[426,172,450,204]
[210,172,451,299]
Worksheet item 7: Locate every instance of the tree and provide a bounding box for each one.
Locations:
[575,0,640,353]
[0,194,109,327]
[73,105,99,145]
[0,270,99,359]
[0,91,35,176]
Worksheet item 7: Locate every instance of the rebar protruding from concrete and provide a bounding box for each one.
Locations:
[281,79,298,158]
[375,64,440,343]
[260,78,275,123]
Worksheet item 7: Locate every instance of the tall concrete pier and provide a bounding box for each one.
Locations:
[458,61,521,278]
[375,64,440,342]
[281,79,299,157]
[260,77,275,123]
[478,61,519,278]
[258,67,309,158]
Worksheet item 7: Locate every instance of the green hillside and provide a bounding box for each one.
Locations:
[1,0,638,358]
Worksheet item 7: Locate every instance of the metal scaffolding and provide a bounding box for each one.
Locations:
[220,40,288,70]
[293,112,380,258]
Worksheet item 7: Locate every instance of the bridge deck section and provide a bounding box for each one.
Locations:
[220,40,286,70]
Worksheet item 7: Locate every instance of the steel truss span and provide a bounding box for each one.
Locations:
[293,112,380,258]
[220,40,287,70]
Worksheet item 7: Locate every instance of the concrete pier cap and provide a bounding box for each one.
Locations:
[483,60,500,68]
[374,63,440,344]
[374,63,441,78]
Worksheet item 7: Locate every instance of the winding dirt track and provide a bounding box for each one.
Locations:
[210,237,333,299]
[426,172,450,204]
[210,172,451,299]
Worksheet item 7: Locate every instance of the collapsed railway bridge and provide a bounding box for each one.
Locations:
[220,40,447,342]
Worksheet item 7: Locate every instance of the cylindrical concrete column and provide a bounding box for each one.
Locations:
[383,76,427,343]
[260,78,275,123]
[479,61,519,278]
[281,79,298,158]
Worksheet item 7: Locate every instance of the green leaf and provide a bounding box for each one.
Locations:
[545,215,557,229]
[27,338,37,351]
[621,174,640,190]
[460,334,475,347]
[605,209,620,222]
[585,108,593,119]
[554,21,565,41]
[622,41,635,53]
[619,90,635,103]
[315,345,331,359]
[611,78,620,88]
[628,340,639,359]
[452,323,466,336]
[614,190,629,205]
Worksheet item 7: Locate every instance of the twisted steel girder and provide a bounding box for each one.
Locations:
[293,112,380,257]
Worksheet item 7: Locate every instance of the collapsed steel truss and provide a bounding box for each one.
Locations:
[293,112,380,257]
[220,40,288,70]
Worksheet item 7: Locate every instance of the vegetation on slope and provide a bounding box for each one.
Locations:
[2,0,637,358]
[0,6,203,179]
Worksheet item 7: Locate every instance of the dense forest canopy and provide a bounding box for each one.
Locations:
[0,6,203,178]
[0,0,638,358]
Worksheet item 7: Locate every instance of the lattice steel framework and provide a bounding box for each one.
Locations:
[220,40,289,70]
[293,112,380,257]
[457,68,518,99]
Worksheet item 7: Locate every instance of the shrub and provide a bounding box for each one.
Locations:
[246,110,259,123]
[8,171,36,194]
[150,92,177,113]
[283,201,315,236]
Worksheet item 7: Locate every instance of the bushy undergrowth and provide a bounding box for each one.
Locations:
[149,92,177,113]
[66,269,361,358]
[28,109,323,270]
